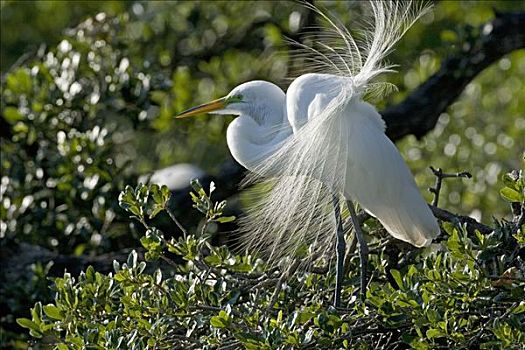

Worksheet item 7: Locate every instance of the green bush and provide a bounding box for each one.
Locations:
[17,174,525,349]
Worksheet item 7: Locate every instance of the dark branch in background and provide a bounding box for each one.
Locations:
[382,11,525,140]
[349,205,493,238]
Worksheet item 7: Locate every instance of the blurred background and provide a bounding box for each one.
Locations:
[1,0,524,348]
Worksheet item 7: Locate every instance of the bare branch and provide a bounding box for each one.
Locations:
[430,205,493,235]
[428,166,472,207]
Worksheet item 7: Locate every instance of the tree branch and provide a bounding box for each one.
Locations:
[382,11,525,140]
[430,205,493,235]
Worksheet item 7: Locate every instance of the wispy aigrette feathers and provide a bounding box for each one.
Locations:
[237,1,437,266]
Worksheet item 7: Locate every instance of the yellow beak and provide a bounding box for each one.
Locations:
[175,97,226,119]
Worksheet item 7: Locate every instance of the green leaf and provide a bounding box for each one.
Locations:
[154,269,162,284]
[390,269,403,289]
[145,250,160,261]
[114,271,127,282]
[426,328,445,339]
[3,107,24,123]
[43,304,63,320]
[210,315,228,328]
[190,178,203,193]
[204,254,222,266]
[118,186,142,217]
[216,216,236,223]
[127,250,138,268]
[442,221,457,235]
[426,309,441,324]
[113,260,120,272]
[85,265,95,282]
[500,187,523,202]
[141,228,164,251]
[502,173,518,188]
[6,68,32,94]
[150,90,167,104]
[512,302,525,314]
[31,302,42,325]
[16,318,40,332]
[149,206,163,219]
[161,185,171,201]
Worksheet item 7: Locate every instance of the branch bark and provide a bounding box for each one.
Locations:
[382,11,525,140]
[430,205,493,235]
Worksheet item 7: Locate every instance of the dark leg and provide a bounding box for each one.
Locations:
[332,196,346,308]
[346,200,368,300]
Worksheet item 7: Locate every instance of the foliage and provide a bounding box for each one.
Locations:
[2,1,525,349]
[1,8,170,346]
[0,13,161,253]
[0,1,130,71]
[17,175,525,349]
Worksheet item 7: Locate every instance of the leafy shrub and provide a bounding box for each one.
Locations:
[1,16,154,253]
[18,174,525,349]
[1,11,168,347]
[1,3,292,346]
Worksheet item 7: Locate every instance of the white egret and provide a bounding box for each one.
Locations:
[176,1,439,307]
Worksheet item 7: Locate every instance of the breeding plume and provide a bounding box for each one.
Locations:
[177,1,440,305]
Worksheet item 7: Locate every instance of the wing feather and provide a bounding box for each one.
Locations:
[344,102,439,247]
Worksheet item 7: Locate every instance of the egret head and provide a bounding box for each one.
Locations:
[176,81,284,119]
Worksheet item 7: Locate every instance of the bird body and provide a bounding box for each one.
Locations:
[340,99,438,247]
[217,73,438,249]
[177,1,439,265]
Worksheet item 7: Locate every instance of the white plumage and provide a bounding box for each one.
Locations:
[177,1,439,265]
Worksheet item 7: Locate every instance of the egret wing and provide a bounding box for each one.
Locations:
[345,106,440,247]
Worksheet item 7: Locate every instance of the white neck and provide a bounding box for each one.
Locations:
[226,84,292,172]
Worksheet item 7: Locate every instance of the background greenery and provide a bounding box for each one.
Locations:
[1,0,524,349]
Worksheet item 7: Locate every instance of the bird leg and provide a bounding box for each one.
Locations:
[346,200,368,300]
[332,196,346,308]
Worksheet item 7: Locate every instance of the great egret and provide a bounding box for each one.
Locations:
[176,1,439,307]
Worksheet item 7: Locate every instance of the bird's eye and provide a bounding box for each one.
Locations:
[226,94,243,104]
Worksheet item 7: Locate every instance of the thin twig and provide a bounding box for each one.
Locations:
[250,277,280,290]
[165,206,188,239]
[189,304,242,317]
[309,265,329,274]
[428,166,472,207]
[217,341,241,350]
[160,255,179,269]
[487,275,525,283]
[516,205,525,231]
[0,49,37,84]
